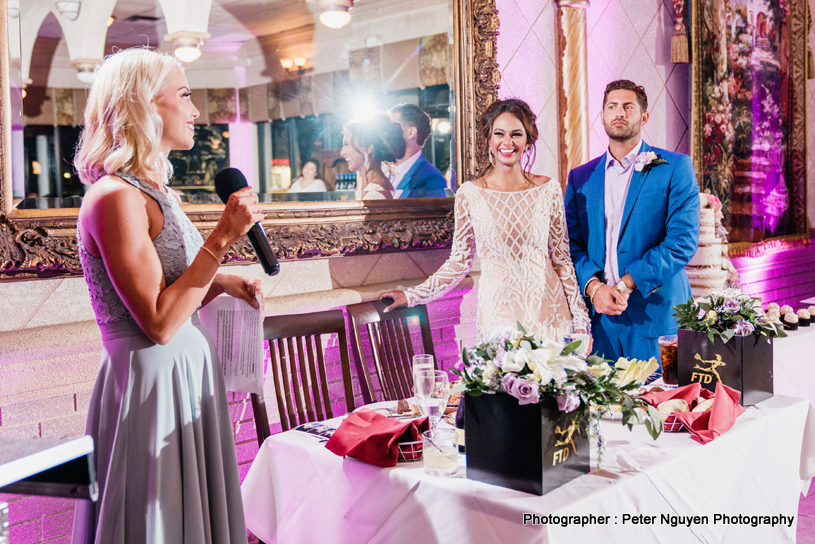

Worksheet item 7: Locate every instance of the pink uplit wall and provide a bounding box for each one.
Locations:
[586,0,690,158]
[496,0,559,179]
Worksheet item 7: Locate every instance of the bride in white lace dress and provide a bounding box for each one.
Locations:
[341,114,405,200]
[382,98,588,342]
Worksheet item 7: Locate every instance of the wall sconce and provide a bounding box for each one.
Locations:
[8,0,19,18]
[165,31,211,63]
[307,0,354,29]
[54,1,81,21]
[280,57,309,72]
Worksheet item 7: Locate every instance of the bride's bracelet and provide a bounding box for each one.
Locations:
[588,281,603,305]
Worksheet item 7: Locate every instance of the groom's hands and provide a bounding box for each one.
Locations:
[587,279,628,315]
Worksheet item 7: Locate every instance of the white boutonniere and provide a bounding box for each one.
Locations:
[634,151,668,173]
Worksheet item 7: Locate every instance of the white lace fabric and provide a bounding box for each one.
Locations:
[405,181,589,342]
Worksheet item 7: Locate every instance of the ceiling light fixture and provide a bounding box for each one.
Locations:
[165,31,210,63]
[54,1,81,21]
[107,16,115,27]
[320,5,352,29]
[71,59,101,83]
[308,0,354,29]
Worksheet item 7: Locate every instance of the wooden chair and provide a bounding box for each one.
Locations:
[346,300,436,404]
[251,310,356,447]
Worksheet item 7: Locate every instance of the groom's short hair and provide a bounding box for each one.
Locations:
[603,80,648,112]
[390,104,432,146]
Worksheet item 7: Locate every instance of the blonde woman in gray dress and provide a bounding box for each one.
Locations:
[72,48,261,543]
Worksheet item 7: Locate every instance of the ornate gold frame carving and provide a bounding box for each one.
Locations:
[0,0,500,280]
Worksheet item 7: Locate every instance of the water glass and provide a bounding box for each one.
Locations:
[658,335,679,385]
[414,370,449,429]
[560,320,592,357]
[422,429,459,476]
[412,354,435,394]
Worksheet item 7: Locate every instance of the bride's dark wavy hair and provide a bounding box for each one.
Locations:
[476,98,538,183]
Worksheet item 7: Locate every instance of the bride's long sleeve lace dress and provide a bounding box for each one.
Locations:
[405,180,589,342]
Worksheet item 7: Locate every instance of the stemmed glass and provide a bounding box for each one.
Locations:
[412,354,435,394]
[414,370,450,429]
[560,320,592,357]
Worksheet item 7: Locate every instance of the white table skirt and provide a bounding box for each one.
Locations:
[242,396,815,544]
[774,326,815,407]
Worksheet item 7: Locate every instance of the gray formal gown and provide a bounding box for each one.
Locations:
[72,173,247,544]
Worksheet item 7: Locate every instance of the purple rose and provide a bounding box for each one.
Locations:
[557,393,581,413]
[500,373,518,391]
[697,308,707,319]
[733,320,755,336]
[723,298,740,312]
[507,377,540,405]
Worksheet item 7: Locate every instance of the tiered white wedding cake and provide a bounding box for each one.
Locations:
[685,192,736,297]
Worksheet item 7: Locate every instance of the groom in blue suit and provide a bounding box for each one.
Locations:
[564,80,700,362]
[389,104,449,199]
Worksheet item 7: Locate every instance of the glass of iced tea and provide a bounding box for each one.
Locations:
[658,334,679,385]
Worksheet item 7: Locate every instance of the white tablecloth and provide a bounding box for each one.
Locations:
[774,326,815,407]
[242,396,815,544]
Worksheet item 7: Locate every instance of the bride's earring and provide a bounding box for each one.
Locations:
[488,150,494,164]
[364,153,371,170]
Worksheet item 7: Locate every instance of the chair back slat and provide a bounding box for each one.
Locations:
[313,335,332,421]
[251,310,356,446]
[391,319,414,394]
[347,300,437,403]
[295,336,318,423]
[286,337,309,427]
[270,339,297,431]
[369,322,395,400]
[384,320,411,399]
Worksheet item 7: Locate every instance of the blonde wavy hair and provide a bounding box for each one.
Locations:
[74,48,183,185]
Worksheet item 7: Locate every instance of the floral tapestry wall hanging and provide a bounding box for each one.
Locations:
[691,0,807,246]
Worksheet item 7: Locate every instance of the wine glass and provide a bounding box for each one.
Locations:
[560,320,591,357]
[412,354,435,395]
[414,370,450,429]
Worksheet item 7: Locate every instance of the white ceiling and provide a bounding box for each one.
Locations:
[18,0,449,88]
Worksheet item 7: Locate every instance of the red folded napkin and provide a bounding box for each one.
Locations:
[325,409,429,467]
[641,383,745,444]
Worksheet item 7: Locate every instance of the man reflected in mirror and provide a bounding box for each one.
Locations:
[389,104,448,198]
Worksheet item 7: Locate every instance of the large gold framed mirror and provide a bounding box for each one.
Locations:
[0,0,499,280]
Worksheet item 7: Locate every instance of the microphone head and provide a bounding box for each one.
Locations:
[214,167,248,204]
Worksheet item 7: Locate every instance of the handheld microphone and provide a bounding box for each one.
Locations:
[214,167,280,276]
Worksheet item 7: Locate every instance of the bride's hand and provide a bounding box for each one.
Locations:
[380,290,407,313]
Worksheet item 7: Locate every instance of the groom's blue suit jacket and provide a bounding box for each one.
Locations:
[564,141,700,338]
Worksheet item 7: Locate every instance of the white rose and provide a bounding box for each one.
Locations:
[532,363,555,385]
[502,351,523,373]
[531,348,554,366]
[482,363,497,385]
[563,355,587,373]
[513,349,530,367]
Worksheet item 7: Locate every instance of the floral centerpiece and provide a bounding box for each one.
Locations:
[672,290,782,407]
[673,290,786,343]
[454,325,663,462]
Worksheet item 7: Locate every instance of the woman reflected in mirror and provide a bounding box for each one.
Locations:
[288,159,328,193]
[340,114,406,200]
